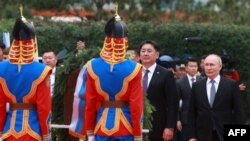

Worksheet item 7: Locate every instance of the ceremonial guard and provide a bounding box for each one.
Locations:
[0,7,52,141]
[69,4,144,141]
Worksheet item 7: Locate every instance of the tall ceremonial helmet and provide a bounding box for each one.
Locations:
[8,6,37,71]
[100,3,128,65]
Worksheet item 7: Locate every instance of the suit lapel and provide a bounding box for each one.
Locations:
[148,65,161,90]
[212,77,224,107]
[183,76,192,91]
[196,76,203,82]
[201,77,224,108]
[201,78,211,107]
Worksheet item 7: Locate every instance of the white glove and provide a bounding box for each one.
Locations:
[88,136,95,141]
[79,139,84,141]
[0,137,2,141]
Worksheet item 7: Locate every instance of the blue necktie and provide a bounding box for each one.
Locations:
[143,69,149,93]
[210,80,216,107]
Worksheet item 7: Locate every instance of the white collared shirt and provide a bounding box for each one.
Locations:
[187,74,196,88]
[50,67,56,96]
[206,75,220,103]
[143,63,157,88]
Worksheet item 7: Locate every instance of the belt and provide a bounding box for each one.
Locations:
[102,101,129,108]
[10,103,37,110]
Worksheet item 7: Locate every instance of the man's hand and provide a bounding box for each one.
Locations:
[189,138,197,141]
[177,120,182,131]
[88,135,95,141]
[76,40,86,51]
[239,83,246,91]
[162,128,174,141]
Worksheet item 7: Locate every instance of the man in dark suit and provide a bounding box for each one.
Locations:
[176,58,201,141]
[188,54,245,141]
[139,40,178,141]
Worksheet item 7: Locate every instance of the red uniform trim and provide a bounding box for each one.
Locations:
[85,62,143,137]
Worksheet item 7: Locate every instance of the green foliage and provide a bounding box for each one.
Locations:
[143,94,156,141]
[0,19,15,32]
[34,21,104,55]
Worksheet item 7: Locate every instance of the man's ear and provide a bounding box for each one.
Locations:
[156,51,160,59]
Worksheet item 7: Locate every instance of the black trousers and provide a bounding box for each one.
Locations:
[212,130,220,141]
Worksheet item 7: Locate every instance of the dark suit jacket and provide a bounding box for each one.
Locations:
[147,65,178,139]
[188,76,246,141]
[176,75,202,124]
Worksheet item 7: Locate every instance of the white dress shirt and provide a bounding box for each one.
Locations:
[50,67,56,96]
[143,63,157,88]
[206,75,220,103]
[187,74,197,88]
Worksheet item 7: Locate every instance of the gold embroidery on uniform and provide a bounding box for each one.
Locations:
[120,109,133,134]
[87,61,109,100]
[115,63,142,100]
[0,78,17,102]
[100,108,120,135]
[23,66,51,102]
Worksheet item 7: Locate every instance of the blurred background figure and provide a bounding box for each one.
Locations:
[42,50,58,96]
[199,55,207,78]
[175,64,186,79]
[42,50,58,69]
[127,47,140,62]
[1,32,11,61]
[158,54,176,73]
[76,40,86,53]
[0,42,4,62]
[220,49,246,91]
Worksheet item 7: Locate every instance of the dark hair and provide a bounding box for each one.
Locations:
[185,57,198,66]
[76,37,85,42]
[201,54,207,60]
[0,41,5,49]
[139,40,159,52]
[127,47,140,55]
[42,50,56,57]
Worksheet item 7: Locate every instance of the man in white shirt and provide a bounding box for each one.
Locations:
[42,50,58,96]
[176,58,200,141]
[139,40,178,141]
[188,54,245,141]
